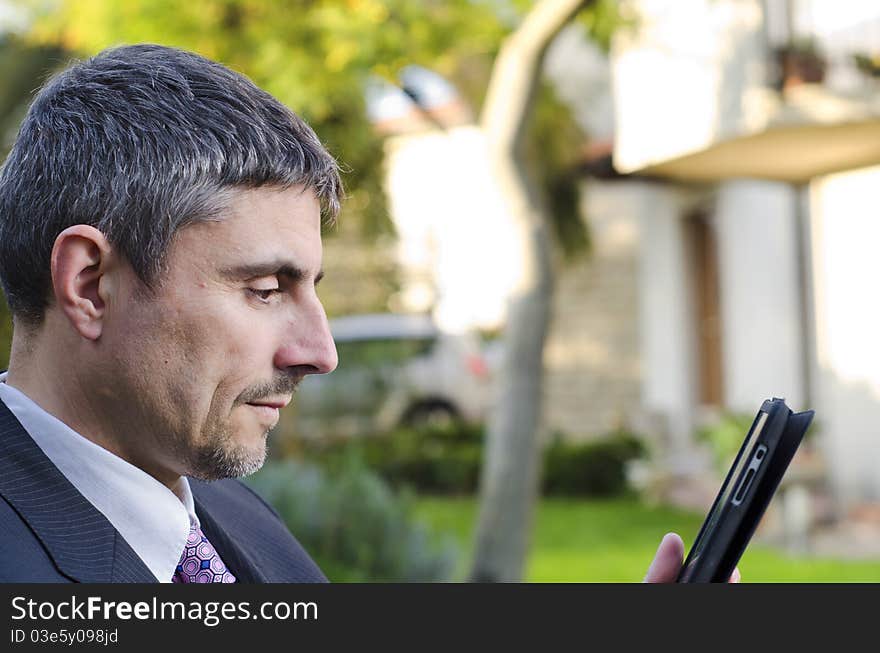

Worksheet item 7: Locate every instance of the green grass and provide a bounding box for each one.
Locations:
[411,496,880,582]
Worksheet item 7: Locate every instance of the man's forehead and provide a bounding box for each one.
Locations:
[169,186,323,263]
[185,185,321,231]
[224,184,321,219]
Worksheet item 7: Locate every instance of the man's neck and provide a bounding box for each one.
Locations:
[6,344,183,491]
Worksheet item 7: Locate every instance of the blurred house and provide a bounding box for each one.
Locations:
[594,0,880,519]
[368,0,880,524]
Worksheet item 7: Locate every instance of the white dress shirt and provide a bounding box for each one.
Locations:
[0,371,196,583]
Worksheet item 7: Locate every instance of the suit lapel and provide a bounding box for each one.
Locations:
[0,398,157,583]
[192,491,267,583]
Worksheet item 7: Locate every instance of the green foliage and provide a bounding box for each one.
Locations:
[244,454,457,582]
[297,422,485,495]
[0,37,66,150]
[696,412,758,474]
[525,82,590,261]
[292,423,647,498]
[542,431,647,497]
[576,0,634,53]
[363,423,484,494]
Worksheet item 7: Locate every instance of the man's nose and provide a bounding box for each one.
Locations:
[274,301,338,376]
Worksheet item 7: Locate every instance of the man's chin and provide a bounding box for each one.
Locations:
[186,442,268,481]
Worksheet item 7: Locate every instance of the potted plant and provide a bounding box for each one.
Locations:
[773,38,827,91]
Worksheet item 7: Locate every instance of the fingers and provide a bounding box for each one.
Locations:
[643,532,684,583]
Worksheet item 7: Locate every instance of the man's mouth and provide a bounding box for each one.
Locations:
[243,397,292,424]
[244,403,287,430]
[246,398,290,410]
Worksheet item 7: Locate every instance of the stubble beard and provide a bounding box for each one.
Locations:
[184,417,270,481]
[180,376,301,481]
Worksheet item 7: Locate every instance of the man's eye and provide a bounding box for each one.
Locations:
[248,288,281,302]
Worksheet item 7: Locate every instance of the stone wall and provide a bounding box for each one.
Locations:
[542,181,642,441]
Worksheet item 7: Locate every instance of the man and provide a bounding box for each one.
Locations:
[0,44,339,583]
[0,44,714,583]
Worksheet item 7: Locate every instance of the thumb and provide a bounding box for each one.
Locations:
[643,532,684,583]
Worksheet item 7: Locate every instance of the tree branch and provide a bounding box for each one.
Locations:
[479,0,594,153]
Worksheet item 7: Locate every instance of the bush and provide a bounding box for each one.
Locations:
[244,453,458,582]
[300,422,484,495]
[292,423,648,498]
[362,423,483,494]
[541,431,647,497]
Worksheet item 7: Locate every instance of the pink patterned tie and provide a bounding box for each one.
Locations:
[172,519,236,583]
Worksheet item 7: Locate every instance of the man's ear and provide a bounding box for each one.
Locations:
[50,225,115,341]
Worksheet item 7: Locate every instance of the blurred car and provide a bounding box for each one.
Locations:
[291,313,495,438]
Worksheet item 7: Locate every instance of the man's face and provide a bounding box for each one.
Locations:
[97,185,337,483]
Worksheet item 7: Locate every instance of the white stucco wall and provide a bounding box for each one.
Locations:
[636,182,700,455]
[611,0,769,173]
[543,24,615,140]
[383,126,520,333]
[714,180,806,413]
[808,165,880,502]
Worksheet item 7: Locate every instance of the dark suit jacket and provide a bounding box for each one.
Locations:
[0,396,327,583]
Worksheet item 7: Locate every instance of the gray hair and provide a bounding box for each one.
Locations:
[0,43,343,325]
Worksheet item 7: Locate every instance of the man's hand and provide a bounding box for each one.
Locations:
[643,532,741,583]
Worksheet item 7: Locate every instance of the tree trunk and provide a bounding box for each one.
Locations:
[469,0,593,582]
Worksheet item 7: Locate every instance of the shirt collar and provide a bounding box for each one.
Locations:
[0,371,196,583]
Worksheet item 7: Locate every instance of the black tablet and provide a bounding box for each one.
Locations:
[677,397,815,583]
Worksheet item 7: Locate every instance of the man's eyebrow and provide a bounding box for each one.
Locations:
[220,261,324,285]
